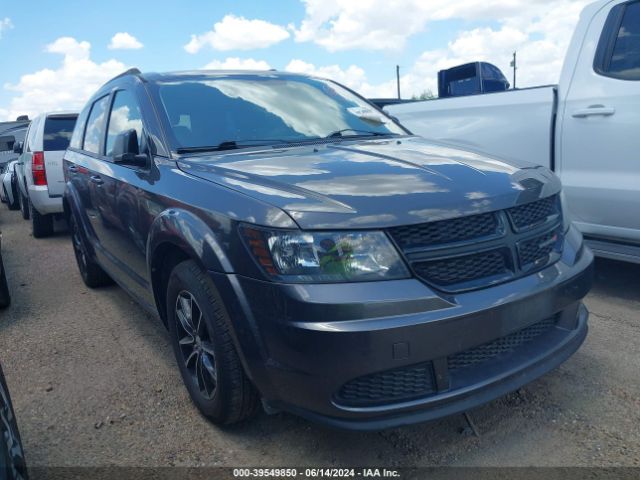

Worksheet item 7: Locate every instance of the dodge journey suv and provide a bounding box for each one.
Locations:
[63,69,593,429]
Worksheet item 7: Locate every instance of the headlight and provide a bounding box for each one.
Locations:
[560,190,572,232]
[241,226,410,283]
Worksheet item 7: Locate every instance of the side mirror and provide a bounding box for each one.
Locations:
[13,141,23,155]
[112,129,148,167]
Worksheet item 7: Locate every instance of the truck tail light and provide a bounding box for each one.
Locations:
[32,151,47,186]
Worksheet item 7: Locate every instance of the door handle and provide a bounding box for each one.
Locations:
[572,105,616,118]
[90,175,104,185]
[67,165,78,173]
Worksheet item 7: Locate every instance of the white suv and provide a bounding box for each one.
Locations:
[14,112,77,237]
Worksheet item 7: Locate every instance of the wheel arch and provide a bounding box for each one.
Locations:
[147,209,233,328]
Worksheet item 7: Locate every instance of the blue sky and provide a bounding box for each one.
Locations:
[0,0,591,120]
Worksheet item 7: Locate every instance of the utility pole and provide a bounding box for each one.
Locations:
[396,65,401,99]
[510,51,517,89]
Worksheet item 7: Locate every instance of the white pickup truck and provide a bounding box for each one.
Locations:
[387,0,640,264]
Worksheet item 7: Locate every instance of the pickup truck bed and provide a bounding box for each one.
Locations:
[386,86,557,168]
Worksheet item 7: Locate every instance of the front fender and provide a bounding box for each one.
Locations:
[146,208,232,276]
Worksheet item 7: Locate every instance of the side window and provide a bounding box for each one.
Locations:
[596,1,640,80]
[105,90,143,157]
[69,106,90,150]
[83,96,110,154]
[0,136,14,152]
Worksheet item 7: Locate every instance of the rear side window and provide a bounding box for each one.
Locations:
[83,96,110,154]
[26,118,40,152]
[43,116,77,151]
[69,107,90,149]
[595,1,640,80]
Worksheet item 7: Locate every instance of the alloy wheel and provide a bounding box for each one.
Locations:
[175,291,218,400]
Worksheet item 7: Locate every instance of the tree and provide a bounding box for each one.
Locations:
[411,89,436,100]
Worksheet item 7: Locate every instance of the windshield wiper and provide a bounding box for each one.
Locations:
[176,139,296,154]
[176,131,397,154]
[325,129,395,139]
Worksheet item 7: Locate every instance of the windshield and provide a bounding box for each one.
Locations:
[152,74,407,152]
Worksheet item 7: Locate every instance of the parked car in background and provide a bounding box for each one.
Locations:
[0,118,29,177]
[386,0,640,264]
[437,61,510,98]
[0,361,28,479]
[63,69,593,430]
[14,112,77,237]
[1,161,20,210]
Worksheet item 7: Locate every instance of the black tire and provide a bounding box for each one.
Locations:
[7,183,19,211]
[18,191,29,220]
[0,255,10,309]
[0,365,28,480]
[69,212,112,288]
[29,200,54,238]
[167,260,259,425]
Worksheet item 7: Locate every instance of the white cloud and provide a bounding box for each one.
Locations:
[292,0,591,91]
[293,0,586,52]
[285,59,366,87]
[0,17,12,39]
[204,57,271,70]
[284,59,399,99]
[184,15,290,53]
[108,32,143,50]
[2,37,126,120]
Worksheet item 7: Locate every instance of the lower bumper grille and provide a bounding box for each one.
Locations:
[335,317,558,407]
[336,362,436,407]
[448,317,557,372]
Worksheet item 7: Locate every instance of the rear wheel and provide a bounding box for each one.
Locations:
[167,260,259,425]
[69,212,112,288]
[18,191,29,220]
[7,182,19,211]
[5,185,19,211]
[29,199,54,238]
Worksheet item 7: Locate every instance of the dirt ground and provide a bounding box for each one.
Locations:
[0,208,639,469]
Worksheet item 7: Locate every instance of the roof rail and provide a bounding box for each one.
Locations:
[101,68,143,88]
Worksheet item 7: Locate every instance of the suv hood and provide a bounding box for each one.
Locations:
[177,137,560,229]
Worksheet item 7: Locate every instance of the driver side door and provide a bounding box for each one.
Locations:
[97,88,150,302]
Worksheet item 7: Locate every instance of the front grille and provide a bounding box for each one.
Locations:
[389,212,499,250]
[507,195,560,231]
[388,195,564,292]
[336,362,436,406]
[412,249,510,287]
[519,228,561,269]
[448,317,557,371]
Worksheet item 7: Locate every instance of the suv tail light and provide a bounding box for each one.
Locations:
[32,151,47,186]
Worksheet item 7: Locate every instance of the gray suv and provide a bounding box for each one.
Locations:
[63,69,594,429]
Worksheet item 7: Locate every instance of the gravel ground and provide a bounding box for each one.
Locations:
[0,208,639,468]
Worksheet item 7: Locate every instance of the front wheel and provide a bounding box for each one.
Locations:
[167,260,259,425]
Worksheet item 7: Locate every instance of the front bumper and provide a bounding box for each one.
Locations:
[211,226,594,430]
